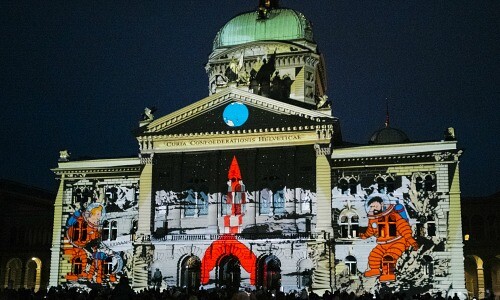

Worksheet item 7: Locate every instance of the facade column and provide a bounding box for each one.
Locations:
[446,156,468,299]
[312,144,333,293]
[49,175,66,287]
[132,154,155,289]
[476,266,485,299]
[314,144,332,235]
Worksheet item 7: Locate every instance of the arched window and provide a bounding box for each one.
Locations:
[339,179,349,194]
[415,176,424,191]
[184,189,196,217]
[299,189,312,213]
[273,188,286,215]
[424,175,435,192]
[382,255,396,276]
[422,255,434,277]
[348,178,358,195]
[376,177,386,193]
[102,221,109,241]
[111,221,118,240]
[103,257,113,275]
[102,221,118,241]
[388,215,397,237]
[72,221,81,241]
[338,210,359,238]
[259,188,272,215]
[345,256,357,275]
[298,259,313,289]
[427,216,436,237]
[386,177,395,193]
[131,220,138,241]
[72,258,83,275]
[198,191,209,216]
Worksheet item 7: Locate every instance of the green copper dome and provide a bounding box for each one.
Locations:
[214,8,314,49]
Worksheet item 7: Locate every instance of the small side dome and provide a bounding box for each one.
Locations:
[213,8,314,50]
[369,127,410,145]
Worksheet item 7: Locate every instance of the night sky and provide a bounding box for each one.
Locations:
[1,1,498,196]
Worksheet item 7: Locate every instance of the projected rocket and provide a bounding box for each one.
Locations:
[224,156,246,234]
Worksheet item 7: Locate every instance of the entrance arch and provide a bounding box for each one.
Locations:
[218,255,241,288]
[491,256,500,300]
[4,258,22,289]
[200,236,257,285]
[257,255,281,291]
[180,255,201,291]
[465,255,485,299]
[24,257,41,291]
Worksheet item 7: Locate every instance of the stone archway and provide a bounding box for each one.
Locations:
[465,255,485,299]
[4,258,22,289]
[490,256,500,300]
[200,235,257,285]
[180,255,201,291]
[257,254,281,291]
[218,255,241,288]
[24,258,41,291]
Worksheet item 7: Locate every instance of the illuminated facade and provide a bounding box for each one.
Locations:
[49,1,468,296]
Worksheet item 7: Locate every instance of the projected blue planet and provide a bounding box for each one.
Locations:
[223,102,249,127]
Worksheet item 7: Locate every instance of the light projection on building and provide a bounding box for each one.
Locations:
[62,183,138,286]
[64,203,123,284]
[222,102,249,127]
[360,194,419,282]
[200,236,257,287]
[224,156,246,233]
[333,173,448,294]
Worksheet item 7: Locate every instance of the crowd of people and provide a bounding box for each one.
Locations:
[0,280,477,300]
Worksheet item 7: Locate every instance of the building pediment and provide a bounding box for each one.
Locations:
[136,88,335,153]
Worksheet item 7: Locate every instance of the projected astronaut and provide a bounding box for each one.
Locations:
[360,194,418,282]
[65,203,121,283]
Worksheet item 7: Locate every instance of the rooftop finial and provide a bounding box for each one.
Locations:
[259,0,279,9]
[258,0,279,19]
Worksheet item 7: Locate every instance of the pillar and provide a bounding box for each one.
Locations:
[49,175,66,287]
[133,154,155,289]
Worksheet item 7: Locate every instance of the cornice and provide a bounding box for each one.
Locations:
[331,141,459,160]
[52,157,140,177]
[139,128,333,153]
[331,149,462,168]
[52,166,141,177]
[141,88,334,136]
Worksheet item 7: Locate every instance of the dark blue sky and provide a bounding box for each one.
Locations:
[1,1,498,196]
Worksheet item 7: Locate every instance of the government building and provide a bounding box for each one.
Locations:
[49,1,468,297]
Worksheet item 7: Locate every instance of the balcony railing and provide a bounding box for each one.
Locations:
[152,232,318,242]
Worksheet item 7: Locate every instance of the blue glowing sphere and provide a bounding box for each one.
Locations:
[223,102,249,127]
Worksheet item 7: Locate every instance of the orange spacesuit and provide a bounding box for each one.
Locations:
[360,196,418,282]
[64,204,116,283]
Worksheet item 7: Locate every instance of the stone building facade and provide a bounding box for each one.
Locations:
[0,180,54,291]
[49,2,468,297]
[462,193,500,299]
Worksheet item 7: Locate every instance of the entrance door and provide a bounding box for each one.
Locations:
[181,256,201,291]
[218,255,241,289]
[257,255,281,291]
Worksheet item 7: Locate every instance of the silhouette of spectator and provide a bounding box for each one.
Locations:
[110,276,135,300]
